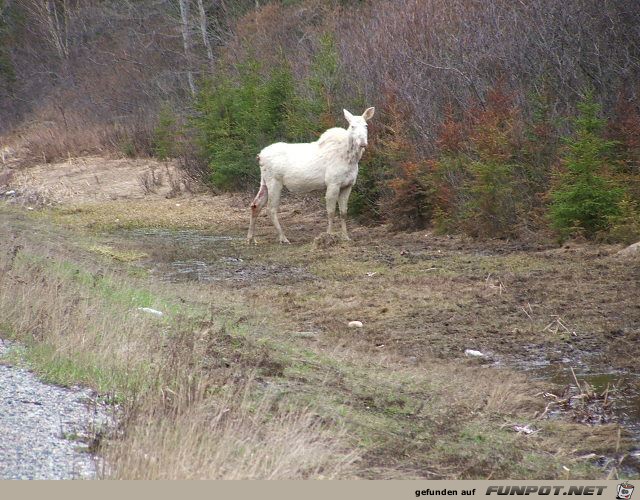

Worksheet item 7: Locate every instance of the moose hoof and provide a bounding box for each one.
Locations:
[279,237,291,244]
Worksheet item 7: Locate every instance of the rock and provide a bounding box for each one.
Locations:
[348,321,363,328]
[137,307,164,317]
[464,349,484,357]
[617,241,640,257]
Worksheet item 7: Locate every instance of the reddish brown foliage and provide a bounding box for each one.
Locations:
[609,89,640,201]
[610,90,640,167]
[468,83,523,161]
[428,82,546,237]
[387,161,433,230]
[436,103,466,154]
[378,91,434,229]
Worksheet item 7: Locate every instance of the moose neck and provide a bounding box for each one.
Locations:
[346,132,364,164]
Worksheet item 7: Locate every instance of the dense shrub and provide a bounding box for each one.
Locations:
[426,87,537,238]
[192,61,297,190]
[192,32,349,191]
[549,93,625,239]
[376,93,433,228]
[607,195,640,244]
[609,90,640,201]
[386,161,433,230]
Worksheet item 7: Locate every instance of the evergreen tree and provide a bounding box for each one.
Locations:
[549,92,624,238]
[192,61,296,190]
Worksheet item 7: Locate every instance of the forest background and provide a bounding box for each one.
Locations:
[1,0,639,242]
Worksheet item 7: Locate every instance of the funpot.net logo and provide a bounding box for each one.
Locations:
[617,483,634,500]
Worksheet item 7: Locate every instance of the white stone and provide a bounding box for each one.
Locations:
[464,349,484,357]
[618,241,640,257]
[137,307,164,317]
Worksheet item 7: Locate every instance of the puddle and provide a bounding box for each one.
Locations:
[125,228,236,246]
[157,258,314,284]
[117,228,315,285]
[518,359,640,475]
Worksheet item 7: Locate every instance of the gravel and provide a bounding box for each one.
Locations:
[0,339,110,480]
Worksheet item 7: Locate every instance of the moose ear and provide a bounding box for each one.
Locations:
[343,109,355,124]
[362,107,375,121]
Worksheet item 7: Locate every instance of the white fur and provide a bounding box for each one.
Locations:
[247,107,375,244]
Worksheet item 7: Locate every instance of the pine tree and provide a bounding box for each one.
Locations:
[549,92,624,239]
[192,60,299,190]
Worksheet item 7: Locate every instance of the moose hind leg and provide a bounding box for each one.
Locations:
[267,181,289,244]
[247,184,268,244]
[338,185,353,240]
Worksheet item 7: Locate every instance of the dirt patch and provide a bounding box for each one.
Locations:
[6,156,186,205]
[106,209,638,377]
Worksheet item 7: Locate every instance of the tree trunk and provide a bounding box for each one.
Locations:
[178,0,196,95]
[196,0,214,73]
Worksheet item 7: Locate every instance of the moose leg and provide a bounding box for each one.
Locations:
[338,185,353,240]
[325,184,340,235]
[247,183,268,244]
[267,181,289,244]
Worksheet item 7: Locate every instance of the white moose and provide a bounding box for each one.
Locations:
[247,107,375,244]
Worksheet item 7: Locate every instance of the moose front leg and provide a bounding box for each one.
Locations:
[325,184,340,234]
[338,185,353,240]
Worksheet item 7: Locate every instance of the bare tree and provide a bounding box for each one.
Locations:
[196,0,214,72]
[23,0,71,60]
[178,0,196,95]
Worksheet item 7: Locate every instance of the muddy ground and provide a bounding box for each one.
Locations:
[1,156,639,477]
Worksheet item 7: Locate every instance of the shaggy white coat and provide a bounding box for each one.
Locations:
[247,107,375,244]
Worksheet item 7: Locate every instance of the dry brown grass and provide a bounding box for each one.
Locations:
[14,115,155,165]
[107,380,358,480]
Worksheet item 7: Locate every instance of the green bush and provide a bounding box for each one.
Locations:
[549,92,624,239]
[191,33,344,192]
[192,61,297,190]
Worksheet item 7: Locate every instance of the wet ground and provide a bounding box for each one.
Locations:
[120,228,315,285]
[110,225,639,474]
[523,363,640,473]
